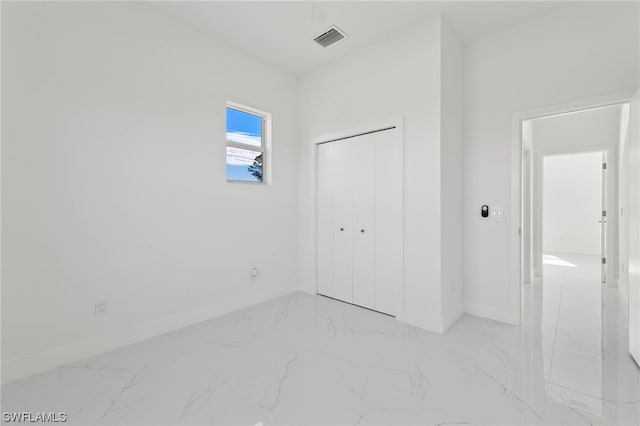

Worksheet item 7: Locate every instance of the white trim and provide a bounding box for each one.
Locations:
[536,145,614,157]
[226,141,265,153]
[618,276,630,307]
[465,301,519,325]
[226,100,270,120]
[522,149,532,284]
[512,93,633,123]
[511,92,633,327]
[510,112,523,325]
[2,287,295,385]
[225,101,271,185]
[311,118,403,146]
[312,117,405,322]
[225,178,265,185]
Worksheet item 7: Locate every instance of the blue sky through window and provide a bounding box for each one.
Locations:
[227,107,262,139]
[226,106,263,182]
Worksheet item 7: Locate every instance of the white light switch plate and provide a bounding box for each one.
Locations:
[491,206,504,217]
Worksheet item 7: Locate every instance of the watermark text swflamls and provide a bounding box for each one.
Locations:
[2,412,67,423]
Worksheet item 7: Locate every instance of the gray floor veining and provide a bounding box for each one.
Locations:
[2,252,639,425]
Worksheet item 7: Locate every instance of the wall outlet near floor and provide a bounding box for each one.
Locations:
[251,267,258,278]
[95,300,108,316]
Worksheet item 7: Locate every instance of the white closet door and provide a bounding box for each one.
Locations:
[333,139,354,303]
[352,133,376,310]
[317,143,334,297]
[374,128,402,316]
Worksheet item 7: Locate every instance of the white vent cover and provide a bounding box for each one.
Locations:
[313,26,347,48]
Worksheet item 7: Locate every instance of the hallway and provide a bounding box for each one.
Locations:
[523,252,638,423]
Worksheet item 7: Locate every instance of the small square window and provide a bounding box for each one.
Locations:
[226,104,267,183]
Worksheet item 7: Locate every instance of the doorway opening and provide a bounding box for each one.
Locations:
[520,104,623,288]
[542,151,607,282]
[516,101,635,409]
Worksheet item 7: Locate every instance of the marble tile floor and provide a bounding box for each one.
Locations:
[2,252,639,425]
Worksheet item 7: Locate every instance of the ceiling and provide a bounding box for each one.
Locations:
[153,1,572,76]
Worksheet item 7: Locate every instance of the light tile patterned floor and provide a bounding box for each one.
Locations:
[2,252,639,425]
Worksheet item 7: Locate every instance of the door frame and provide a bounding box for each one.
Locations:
[312,117,405,321]
[511,92,632,323]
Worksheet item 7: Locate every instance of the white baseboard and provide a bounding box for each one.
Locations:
[617,277,630,310]
[2,287,295,385]
[464,300,519,325]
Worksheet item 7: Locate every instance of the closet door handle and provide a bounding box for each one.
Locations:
[360,229,365,233]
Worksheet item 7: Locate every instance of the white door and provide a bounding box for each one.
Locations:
[601,152,608,284]
[332,139,354,303]
[317,143,334,297]
[352,133,376,310]
[316,126,403,317]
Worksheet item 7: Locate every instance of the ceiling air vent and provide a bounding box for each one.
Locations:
[313,26,347,48]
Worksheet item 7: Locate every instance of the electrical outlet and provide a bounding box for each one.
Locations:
[251,267,258,278]
[95,301,108,316]
[491,206,504,217]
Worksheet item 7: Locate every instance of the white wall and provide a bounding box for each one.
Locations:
[2,2,299,383]
[619,104,631,301]
[298,14,463,333]
[299,14,442,332]
[4,1,638,384]
[543,152,603,255]
[440,19,464,330]
[463,1,639,322]
[532,106,622,152]
[627,96,640,362]
[531,105,621,273]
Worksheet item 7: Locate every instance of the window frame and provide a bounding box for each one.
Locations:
[225,101,270,184]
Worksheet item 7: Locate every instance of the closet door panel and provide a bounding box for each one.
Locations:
[317,143,334,297]
[352,134,376,310]
[374,129,403,316]
[333,139,354,303]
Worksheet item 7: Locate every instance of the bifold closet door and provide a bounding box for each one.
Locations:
[352,133,376,310]
[332,139,354,303]
[316,127,402,317]
[317,143,334,297]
